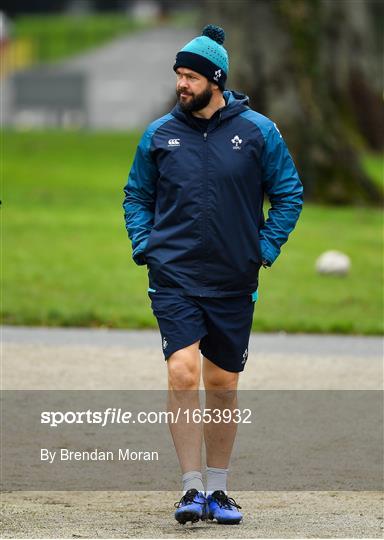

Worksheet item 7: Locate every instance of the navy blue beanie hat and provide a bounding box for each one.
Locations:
[173,24,229,90]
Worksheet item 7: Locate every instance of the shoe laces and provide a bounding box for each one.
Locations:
[174,488,205,509]
[211,490,242,510]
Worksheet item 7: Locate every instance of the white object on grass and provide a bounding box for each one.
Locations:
[315,250,351,276]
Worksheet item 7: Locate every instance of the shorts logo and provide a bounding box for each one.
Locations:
[168,138,180,147]
[231,135,242,150]
[241,348,248,365]
[162,337,168,350]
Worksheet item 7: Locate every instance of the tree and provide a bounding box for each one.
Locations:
[201,0,383,204]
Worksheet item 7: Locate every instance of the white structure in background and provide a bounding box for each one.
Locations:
[0,11,11,42]
[2,27,195,130]
[66,1,93,15]
[130,1,160,20]
[315,251,351,276]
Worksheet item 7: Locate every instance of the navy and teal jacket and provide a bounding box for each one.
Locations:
[123,90,303,297]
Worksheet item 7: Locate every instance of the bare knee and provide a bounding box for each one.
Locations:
[168,344,201,390]
[203,359,238,407]
[203,358,239,391]
[168,360,199,390]
[206,387,238,409]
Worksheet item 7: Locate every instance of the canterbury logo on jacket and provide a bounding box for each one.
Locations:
[123,90,303,297]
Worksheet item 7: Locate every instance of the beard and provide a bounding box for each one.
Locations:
[176,85,213,113]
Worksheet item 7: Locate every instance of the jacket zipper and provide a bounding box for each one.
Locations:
[200,131,208,287]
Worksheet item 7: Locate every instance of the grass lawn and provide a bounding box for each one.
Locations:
[3,130,383,334]
[12,12,198,64]
[13,15,153,63]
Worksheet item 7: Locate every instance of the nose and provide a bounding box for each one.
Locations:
[177,76,189,91]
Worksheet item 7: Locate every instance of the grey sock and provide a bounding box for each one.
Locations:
[206,466,228,495]
[182,470,204,494]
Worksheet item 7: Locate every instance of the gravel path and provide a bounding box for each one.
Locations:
[1,326,383,538]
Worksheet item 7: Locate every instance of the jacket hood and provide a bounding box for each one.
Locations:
[171,89,250,126]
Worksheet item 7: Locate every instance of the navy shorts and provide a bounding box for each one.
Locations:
[148,290,257,373]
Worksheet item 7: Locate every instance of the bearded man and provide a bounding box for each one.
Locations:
[123,24,303,525]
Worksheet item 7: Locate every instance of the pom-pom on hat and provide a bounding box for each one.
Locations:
[173,24,229,90]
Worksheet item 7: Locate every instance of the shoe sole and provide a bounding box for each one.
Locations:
[175,511,202,525]
[208,515,242,525]
[216,519,242,525]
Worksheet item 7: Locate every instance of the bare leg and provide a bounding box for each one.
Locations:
[167,341,202,473]
[202,357,239,468]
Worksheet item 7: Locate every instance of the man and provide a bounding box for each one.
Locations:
[123,24,303,525]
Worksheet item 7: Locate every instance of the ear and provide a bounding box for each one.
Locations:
[210,81,220,91]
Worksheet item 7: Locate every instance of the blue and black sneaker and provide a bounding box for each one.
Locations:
[207,490,242,524]
[174,489,207,524]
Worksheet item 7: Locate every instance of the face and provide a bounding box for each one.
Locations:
[175,68,213,112]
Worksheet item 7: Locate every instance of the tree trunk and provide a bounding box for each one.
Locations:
[201,0,383,205]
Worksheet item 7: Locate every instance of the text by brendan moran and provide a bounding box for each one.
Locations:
[41,448,159,464]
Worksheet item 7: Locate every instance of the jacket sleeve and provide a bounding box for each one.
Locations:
[259,123,303,266]
[122,128,158,265]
